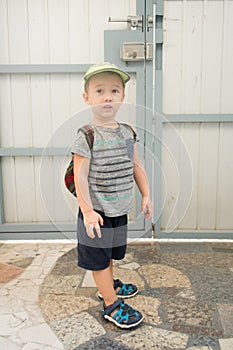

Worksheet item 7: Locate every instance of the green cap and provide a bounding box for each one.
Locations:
[84,62,130,89]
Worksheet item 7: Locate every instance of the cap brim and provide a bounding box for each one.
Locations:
[84,67,130,87]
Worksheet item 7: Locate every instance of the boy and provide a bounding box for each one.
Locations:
[71,62,152,329]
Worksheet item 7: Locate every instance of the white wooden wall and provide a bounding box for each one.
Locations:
[1,0,233,233]
[162,0,233,231]
[0,0,136,224]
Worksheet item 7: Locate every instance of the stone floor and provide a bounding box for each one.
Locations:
[0,240,233,350]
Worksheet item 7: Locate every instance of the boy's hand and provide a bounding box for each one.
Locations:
[141,196,153,219]
[83,210,104,239]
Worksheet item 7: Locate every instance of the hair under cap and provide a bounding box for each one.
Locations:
[84,62,130,89]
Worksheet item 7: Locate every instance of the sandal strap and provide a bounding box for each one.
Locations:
[113,279,136,296]
[111,302,140,323]
[103,298,123,316]
[113,279,123,289]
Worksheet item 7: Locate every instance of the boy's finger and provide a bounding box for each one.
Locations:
[95,224,102,238]
[86,224,95,239]
[98,215,104,226]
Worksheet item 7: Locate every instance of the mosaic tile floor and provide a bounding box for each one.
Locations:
[0,241,233,349]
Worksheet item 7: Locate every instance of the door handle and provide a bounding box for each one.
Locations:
[108,15,143,31]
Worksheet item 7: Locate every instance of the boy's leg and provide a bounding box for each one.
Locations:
[92,264,116,307]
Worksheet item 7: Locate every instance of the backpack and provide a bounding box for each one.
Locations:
[64,123,136,197]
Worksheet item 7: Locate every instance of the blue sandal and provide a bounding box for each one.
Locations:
[102,298,143,329]
[98,278,138,300]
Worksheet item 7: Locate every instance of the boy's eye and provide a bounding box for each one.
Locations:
[96,89,103,94]
[112,89,120,94]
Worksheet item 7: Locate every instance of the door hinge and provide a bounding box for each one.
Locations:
[120,42,153,61]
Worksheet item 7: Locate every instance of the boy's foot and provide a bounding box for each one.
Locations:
[102,298,143,329]
[97,279,138,300]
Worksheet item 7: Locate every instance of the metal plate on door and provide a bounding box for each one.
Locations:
[120,42,153,61]
[120,42,145,61]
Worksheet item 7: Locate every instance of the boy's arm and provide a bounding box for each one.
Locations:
[133,144,152,219]
[73,153,103,238]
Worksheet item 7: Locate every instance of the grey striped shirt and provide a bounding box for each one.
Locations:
[71,123,136,217]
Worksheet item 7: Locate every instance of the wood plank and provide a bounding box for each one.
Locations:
[48,0,69,63]
[7,0,29,63]
[69,0,89,63]
[178,123,199,230]
[221,0,233,112]
[163,0,183,114]
[0,0,9,63]
[30,74,52,147]
[10,74,35,222]
[89,0,109,62]
[15,157,36,222]
[161,123,181,231]
[1,157,18,223]
[39,156,55,222]
[10,75,32,147]
[49,73,73,221]
[181,0,203,114]
[197,123,219,229]
[28,0,49,63]
[128,0,136,14]
[0,76,13,147]
[34,157,52,222]
[109,0,128,30]
[216,123,233,229]
[201,1,223,113]
[0,75,18,222]
[69,73,86,116]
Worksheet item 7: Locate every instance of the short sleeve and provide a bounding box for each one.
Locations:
[120,123,139,143]
[70,131,91,159]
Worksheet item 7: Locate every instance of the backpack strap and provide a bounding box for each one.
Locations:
[78,124,94,149]
[119,122,137,142]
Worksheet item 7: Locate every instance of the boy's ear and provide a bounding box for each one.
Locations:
[82,91,89,104]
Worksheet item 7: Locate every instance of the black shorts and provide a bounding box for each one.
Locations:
[77,209,127,271]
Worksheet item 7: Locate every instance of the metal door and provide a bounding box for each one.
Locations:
[0,0,155,240]
[104,0,156,240]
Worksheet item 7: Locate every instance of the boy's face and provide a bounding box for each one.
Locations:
[83,72,125,119]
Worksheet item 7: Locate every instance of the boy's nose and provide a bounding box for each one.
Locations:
[104,94,113,102]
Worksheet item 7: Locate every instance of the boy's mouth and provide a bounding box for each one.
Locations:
[103,104,113,110]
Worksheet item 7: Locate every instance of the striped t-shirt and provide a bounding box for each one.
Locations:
[71,123,137,217]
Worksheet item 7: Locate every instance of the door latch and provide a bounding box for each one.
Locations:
[120,42,153,61]
[109,15,143,30]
